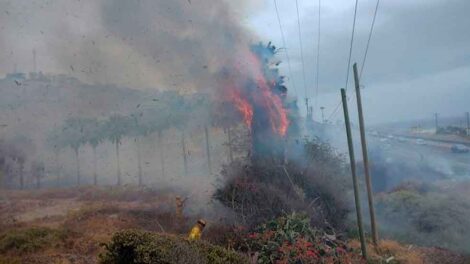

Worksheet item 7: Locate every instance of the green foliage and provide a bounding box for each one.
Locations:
[47,91,214,154]
[99,230,248,264]
[82,118,105,148]
[103,114,133,144]
[241,213,362,264]
[0,227,67,254]
[48,117,89,152]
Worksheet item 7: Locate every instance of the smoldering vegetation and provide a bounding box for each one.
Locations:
[1,0,470,263]
[366,145,470,254]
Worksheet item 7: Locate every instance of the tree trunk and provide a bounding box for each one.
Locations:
[204,126,212,175]
[55,151,61,187]
[19,162,24,190]
[181,130,188,177]
[36,169,40,189]
[93,146,98,186]
[136,137,143,187]
[75,148,80,186]
[115,140,121,186]
[158,130,165,179]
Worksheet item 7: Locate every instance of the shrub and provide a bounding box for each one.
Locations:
[214,139,352,230]
[0,227,67,254]
[99,229,248,264]
[239,213,363,264]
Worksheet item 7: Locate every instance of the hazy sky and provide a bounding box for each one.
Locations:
[1,0,469,124]
[248,0,470,124]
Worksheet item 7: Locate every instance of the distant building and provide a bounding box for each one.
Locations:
[4,72,26,81]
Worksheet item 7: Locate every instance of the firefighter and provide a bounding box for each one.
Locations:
[188,219,206,240]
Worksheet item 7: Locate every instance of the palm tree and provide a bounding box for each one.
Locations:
[47,128,63,187]
[49,118,87,186]
[103,114,132,186]
[62,118,87,186]
[140,93,174,180]
[186,93,213,174]
[82,118,104,186]
[129,113,151,187]
[166,93,190,177]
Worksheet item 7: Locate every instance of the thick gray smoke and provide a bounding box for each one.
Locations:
[0,0,259,91]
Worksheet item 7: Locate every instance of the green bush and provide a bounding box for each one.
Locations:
[0,227,67,253]
[239,213,362,264]
[99,230,248,264]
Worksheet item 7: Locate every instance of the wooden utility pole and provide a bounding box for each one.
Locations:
[341,88,367,259]
[204,126,212,175]
[353,63,379,245]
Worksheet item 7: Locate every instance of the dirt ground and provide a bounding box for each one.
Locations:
[0,187,468,264]
[0,187,188,263]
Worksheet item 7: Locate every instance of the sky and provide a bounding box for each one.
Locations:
[247,0,470,124]
[1,0,469,125]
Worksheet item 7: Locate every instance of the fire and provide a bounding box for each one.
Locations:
[222,45,289,137]
[246,51,289,136]
[229,88,253,128]
[253,74,289,136]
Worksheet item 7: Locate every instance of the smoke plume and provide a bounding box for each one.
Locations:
[0,0,260,92]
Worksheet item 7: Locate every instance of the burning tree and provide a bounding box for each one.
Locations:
[215,42,291,160]
[214,43,352,231]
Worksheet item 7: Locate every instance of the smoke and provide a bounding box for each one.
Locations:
[0,0,260,91]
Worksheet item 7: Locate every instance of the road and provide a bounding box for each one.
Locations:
[369,134,470,181]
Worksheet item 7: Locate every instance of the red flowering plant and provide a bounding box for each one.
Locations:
[243,213,364,264]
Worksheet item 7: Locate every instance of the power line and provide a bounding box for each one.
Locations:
[295,0,309,112]
[328,0,381,122]
[344,0,359,91]
[359,0,380,79]
[273,0,298,97]
[314,0,321,115]
[326,0,360,121]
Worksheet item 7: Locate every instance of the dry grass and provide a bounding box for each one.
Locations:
[1,188,468,264]
[349,239,423,264]
[349,239,469,264]
[0,187,186,263]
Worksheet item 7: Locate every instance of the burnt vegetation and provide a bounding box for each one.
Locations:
[0,42,469,264]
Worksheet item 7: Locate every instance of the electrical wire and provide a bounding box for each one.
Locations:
[328,0,380,122]
[295,0,308,110]
[360,0,380,79]
[314,0,321,115]
[344,0,359,91]
[273,0,298,96]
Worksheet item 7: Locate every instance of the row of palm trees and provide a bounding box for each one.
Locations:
[47,91,222,187]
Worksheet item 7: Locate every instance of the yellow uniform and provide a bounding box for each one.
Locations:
[188,225,202,240]
[188,219,206,240]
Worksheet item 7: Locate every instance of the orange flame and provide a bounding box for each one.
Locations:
[229,88,253,128]
[247,52,289,136]
[224,49,289,137]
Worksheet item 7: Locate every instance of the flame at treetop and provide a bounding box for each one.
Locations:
[223,44,289,137]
